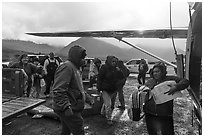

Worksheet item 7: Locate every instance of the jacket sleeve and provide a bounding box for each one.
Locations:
[30,63,39,74]
[117,68,125,79]
[97,65,105,91]
[145,64,149,72]
[52,64,73,111]
[145,78,157,89]
[168,76,190,91]
[43,59,49,74]
[55,59,60,66]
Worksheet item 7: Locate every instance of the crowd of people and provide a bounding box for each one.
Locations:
[6,44,190,135]
[8,52,59,98]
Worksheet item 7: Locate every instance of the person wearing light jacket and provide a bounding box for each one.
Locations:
[143,62,189,135]
[52,45,93,135]
[88,58,101,88]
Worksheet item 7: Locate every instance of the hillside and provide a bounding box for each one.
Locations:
[2,39,61,61]
[57,37,127,60]
[2,39,59,54]
[2,38,184,62]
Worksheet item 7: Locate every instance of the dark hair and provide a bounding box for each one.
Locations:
[49,52,54,55]
[33,57,39,62]
[19,54,28,61]
[152,62,167,78]
[93,58,101,64]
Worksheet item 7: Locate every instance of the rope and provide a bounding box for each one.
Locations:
[188,4,193,29]
[169,2,177,56]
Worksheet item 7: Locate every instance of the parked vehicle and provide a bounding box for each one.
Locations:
[2,62,9,68]
[125,59,148,73]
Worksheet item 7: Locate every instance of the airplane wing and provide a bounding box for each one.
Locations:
[26,29,187,39]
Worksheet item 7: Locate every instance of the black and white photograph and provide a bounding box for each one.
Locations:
[2,1,202,135]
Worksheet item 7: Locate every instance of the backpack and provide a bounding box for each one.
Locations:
[46,59,58,75]
[118,62,130,78]
[123,66,130,78]
[128,86,149,121]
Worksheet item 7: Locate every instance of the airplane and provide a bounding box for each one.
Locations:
[26,2,202,134]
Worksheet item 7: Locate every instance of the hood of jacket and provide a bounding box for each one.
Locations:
[68,45,86,69]
[105,56,117,68]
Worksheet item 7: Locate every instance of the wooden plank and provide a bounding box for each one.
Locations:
[2,98,12,103]
[2,97,46,123]
[2,107,16,113]
[2,112,11,117]
[2,105,19,111]
[3,102,28,108]
[2,97,19,102]
[3,98,45,108]
[15,97,44,103]
[9,100,36,105]
[2,95,19,103]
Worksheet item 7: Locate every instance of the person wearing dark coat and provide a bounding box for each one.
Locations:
[143,62,190,135]
[138,59,148,85]
[97,56,123,125]
[52,45,94,135]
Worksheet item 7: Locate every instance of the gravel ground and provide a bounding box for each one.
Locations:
[2,76,200,135]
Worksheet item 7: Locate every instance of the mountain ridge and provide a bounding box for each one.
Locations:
[58,37,184,62]
[2,38,184,62]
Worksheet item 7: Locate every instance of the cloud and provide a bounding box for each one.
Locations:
[2,2,189,47]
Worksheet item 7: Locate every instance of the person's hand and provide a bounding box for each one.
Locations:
[164,85,177,95]
[64,107,73,117]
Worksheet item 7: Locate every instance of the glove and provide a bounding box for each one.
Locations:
[64,107,73,117]
[164,85,177,95]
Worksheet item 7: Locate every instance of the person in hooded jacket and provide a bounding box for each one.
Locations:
[52,45,94,135]
[143,62,189,135]
[138,59,149,85]
[97,56,124,125]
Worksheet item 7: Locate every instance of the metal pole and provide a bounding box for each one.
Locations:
[116,38,177,68]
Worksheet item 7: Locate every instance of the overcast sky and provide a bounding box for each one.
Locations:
[2,1,191,50]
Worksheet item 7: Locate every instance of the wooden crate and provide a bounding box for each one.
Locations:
[2,68,25,96]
